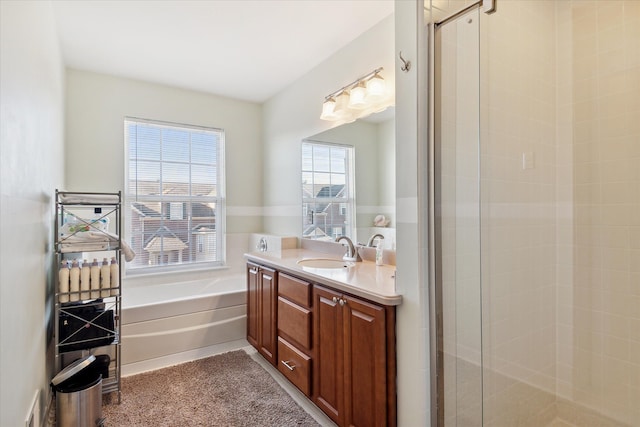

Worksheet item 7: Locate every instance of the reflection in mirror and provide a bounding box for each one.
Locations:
[301,107,395,249]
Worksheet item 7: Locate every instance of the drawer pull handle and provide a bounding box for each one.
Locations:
[281,360,296,371]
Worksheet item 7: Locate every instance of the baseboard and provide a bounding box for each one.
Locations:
[43,390,54,427]
[121,338,248,377]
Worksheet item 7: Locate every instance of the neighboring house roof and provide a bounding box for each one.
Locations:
[132,202,161,217]
[303,226,331,240]
[144,236,188,252]
[315,184,345,213]
[316,184,345,198]
[132,202,214,218]
[143,225,187,252]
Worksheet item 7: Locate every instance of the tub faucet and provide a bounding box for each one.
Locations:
[367,233,385,247]
[335,236,362,262]
[256,237,268,252]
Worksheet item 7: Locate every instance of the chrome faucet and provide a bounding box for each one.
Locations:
[367,233,385,247]
[335,236,362,262]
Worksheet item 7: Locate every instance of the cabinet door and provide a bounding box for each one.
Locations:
[258,267,277,365]
[246,263,259,349]
[343,295,387,427]
[313,286,344,425]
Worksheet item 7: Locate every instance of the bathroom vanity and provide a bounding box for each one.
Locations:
[245,248,401,427]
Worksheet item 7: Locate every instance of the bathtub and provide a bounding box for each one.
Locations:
[121,275,247,375]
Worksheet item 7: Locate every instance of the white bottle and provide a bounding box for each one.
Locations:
[58,260,70,303]
[109,257,119,296]
[375,240,384,266]
[100,257,110,297]
[80,259,91,300]
[69,259,80,302]
[90,259,101,299]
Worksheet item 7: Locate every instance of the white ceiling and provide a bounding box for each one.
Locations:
[51,0,394,103]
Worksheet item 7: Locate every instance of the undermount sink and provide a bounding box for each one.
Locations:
[297,258,355,269]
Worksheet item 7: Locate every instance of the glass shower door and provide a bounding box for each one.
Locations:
[433,5,483,426]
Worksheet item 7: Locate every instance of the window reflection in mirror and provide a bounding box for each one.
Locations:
[301,107,395,249]
[302,142,355,241]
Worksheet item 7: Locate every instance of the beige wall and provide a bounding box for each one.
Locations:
[64,69,264,280]
[0,1,65,425]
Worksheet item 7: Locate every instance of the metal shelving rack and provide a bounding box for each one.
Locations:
[53,190,122,403]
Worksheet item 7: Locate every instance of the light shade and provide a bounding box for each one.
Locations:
[366,73,386,101]
[334,91,353,121]
[348,82,367,109]
[320,97,337,120]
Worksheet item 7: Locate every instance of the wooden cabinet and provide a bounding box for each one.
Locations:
[246,262,277,365]
[277,273,313,396]
[314,285,396,427]
[247,262,397,427]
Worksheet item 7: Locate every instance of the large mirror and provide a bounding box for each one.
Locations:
[301,108,395,249]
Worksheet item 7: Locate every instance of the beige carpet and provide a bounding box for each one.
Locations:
[102,350,321,426]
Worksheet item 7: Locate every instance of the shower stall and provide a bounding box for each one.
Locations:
[428,0,639,425]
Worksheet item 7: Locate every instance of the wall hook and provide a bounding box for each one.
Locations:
[399,51,411,73]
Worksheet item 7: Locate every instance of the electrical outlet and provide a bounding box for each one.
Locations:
[25,390,40,427]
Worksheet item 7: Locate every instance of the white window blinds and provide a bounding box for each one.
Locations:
[125,118,225,271]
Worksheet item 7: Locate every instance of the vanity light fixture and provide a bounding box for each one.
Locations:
[320,67,392,122]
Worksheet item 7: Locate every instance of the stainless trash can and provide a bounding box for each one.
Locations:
[52,355,104,427]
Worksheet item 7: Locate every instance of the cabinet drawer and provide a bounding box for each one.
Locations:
[278,297,311,349]
[278,273,311,307]
[277,337,311,396]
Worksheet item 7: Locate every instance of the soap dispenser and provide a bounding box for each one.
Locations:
[375,240,384,266]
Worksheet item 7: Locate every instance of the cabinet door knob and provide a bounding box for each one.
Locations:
[332,297,339,303]
[339,298,346,306]
[281,360,296,371]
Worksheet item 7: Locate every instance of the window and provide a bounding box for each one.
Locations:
[301,141,354,241]
[125,118,225,272]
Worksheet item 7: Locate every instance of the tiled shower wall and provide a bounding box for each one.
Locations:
[556,1,640,425]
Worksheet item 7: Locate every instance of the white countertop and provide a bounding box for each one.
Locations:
[244,249,402,306]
